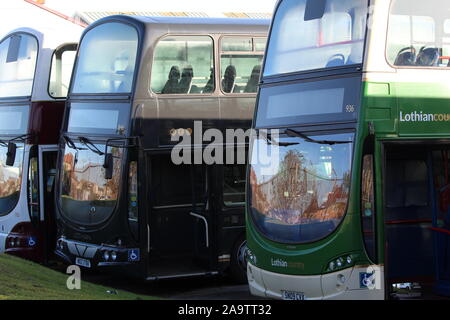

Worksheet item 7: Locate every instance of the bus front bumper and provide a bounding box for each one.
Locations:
[55,238,141,268]
[247,263,385,300]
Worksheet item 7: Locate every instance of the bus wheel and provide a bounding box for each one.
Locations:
[230,234,248,284]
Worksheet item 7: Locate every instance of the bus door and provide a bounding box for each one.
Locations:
[214,164,247,281]
[36,146,58,261]
[26,145,58,262]
[431,148,450,296]
[383,143,436,297]
[147,155,215,278]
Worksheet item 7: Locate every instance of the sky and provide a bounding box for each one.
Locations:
[45,0,278,15]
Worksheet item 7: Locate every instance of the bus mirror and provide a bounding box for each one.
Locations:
[305,0,326,21]
[103,153,113,180]
[6,142,17,166]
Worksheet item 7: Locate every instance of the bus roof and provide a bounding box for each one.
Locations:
[88,15,270,34]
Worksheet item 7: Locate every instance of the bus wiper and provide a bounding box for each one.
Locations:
[285,129,351,145]
[259,130,299,147]
[78,137,104,156]
[0,134,31,146]
[63,135,86,151]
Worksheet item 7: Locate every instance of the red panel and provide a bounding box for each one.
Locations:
[28,101,65,145]
[5,222,44,263]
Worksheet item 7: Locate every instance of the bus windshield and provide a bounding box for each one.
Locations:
[249,131,353,244]
[0,33,38,98]
[0,143,24,216]
[59,142,123,226]
[72,22,139,94]
[264,0,368,76]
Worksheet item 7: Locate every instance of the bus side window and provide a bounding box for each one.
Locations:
[49,44,77,98]
[151,36,214,95]
[223,165,246,207]
[220,36,265,94]
[361,154,376,262]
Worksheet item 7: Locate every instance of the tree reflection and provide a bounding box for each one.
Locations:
[251,142,350,226]
[61,145,122,202]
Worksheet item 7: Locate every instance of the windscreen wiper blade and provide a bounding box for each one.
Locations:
[0,134,31,146]
[285,129,351,145]
[259,130,299,147]
[78,136,104,156]
[63,135,86,151]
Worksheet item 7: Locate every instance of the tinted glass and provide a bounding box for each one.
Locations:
[0,34,38,98]
[223,165,246,207]
[151,36,214,94]
[387,0,450,67]
[67,102,130,136]
[60,142,123,225]
[72,22,138,94]
[220,37,265,94]
[49,46,77,98]
[249,132,353,243]
[0,105,30,135]
[361,154,376,262]
[0,143,24,216]
[256,76,360,128]
[264,0,368,76]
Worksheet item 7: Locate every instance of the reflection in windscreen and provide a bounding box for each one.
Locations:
[60,142,122,225]
[250,132,353,243]
[0,144,24,216]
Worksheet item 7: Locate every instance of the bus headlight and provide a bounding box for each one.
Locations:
[103,251,110,261]
[111,251,117,261]
[326,254,356,273]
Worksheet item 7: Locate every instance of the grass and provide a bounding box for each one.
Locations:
[0,254,156,300]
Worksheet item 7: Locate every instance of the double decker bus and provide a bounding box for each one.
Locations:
[0,27,80,262]
[247,0,450,299]
[55,16,268,281]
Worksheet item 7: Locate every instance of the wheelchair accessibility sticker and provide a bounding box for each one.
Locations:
[128,249,140,262]
[360,271,376,289]
[28,237,37,247]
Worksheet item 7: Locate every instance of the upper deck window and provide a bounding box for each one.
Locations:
[387,0,450,68]
[0,34,38,98]
[220,37,266,94]
[151,36,214,95]
[49,44,77,98]
[264,0,368,76]
[72,22,139,94]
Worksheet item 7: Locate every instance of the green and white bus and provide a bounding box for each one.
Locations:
[247,0,450,300]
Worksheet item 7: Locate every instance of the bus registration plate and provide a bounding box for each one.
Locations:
[282,290,305,301]
[75,257,91,268]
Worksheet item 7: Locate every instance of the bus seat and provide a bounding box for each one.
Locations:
[394,47,416,66]
[416,47,440,67]
[326,54,345,68]
[161,66,180,94]
[222,65,236,93]
[244,65,261,93]
[178,66,194,94]
[202,68,215,93]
